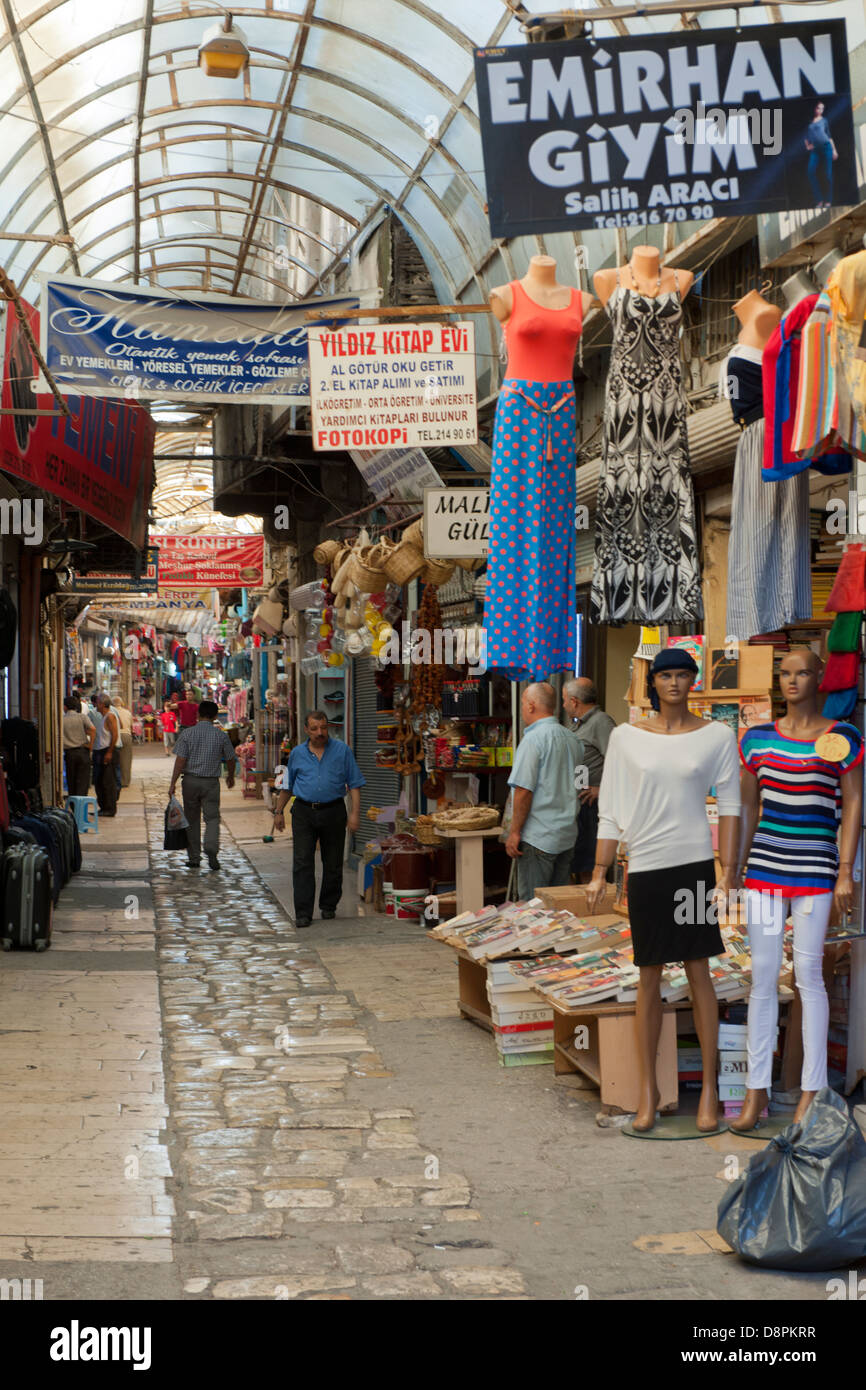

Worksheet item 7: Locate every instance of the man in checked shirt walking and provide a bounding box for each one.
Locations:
[168,700,239,870]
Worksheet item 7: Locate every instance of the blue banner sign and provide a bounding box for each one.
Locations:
[40,276,358,405]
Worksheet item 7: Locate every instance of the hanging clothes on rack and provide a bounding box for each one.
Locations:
[826,252,866,457]
[763,293,851,479]
[791,289,864,463]
[723,346,811,639]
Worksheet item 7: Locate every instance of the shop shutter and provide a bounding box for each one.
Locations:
[351,659,399,857]
[575,529,595,585]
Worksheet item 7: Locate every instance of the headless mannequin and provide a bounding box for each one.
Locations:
[489,254,594,325]
[731,649,862,1131]
[593,244,694,307]
[733,290,781,349]
[586,669,738,1132]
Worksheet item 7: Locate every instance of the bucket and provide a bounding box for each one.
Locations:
[391,848,431,890]
[393,887,427,920]
[384,880,394,915]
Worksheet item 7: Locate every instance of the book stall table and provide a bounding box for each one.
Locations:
[534,989,684,1112]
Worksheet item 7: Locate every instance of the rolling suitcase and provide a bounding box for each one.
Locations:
[1,845,52,950]
[11,815,61,903]
[41,810,74,883]
[3,825,37,849]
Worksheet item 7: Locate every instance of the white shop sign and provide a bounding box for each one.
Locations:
[424,487,489,558]
[308,321,478,451]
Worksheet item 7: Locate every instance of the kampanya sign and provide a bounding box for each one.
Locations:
[475,23,857,236]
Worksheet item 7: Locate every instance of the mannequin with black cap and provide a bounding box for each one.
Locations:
[586,649,741,1133]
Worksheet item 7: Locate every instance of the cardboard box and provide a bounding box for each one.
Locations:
[719,1081,747,1101]
[719,1052,748,1078]
[535,883,620,916]
[718,1023,748,1051]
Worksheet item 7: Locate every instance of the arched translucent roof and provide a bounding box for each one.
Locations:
[2,1,861,321]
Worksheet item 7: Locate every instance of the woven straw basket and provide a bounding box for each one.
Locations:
[402,519,424,549]
[420,557,456,586]
[313,538,341,566]
[384,540,425,585]
[347,544,386,593]
[431,805,500,833]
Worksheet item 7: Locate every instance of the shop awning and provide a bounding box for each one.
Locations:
[91,603,221,637]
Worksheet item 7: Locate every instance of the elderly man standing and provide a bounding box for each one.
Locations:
[506,682,583,900]
[272,710,365,928]
[562,678,617,884]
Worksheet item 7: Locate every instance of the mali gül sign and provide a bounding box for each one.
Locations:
[308,321,478,451]
[474,22,857,237]
[424,487,489,559]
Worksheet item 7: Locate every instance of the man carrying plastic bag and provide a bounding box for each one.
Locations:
[163,795,189,852]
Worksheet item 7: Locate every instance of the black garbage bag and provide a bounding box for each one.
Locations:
[163,805,188,852]
[717,1087,866,1270]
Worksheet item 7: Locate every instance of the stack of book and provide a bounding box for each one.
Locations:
[718,1021,752,1116]
[678,1037,703,1090]
[430,900,631,964]
[486,962,554,1067]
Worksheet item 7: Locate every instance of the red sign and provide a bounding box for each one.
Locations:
[151,534,264,588]
[0,299,154,549]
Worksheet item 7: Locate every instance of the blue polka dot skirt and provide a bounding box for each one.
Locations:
[485,380,577,682]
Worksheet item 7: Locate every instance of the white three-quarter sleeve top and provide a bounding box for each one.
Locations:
[596,722,741,873]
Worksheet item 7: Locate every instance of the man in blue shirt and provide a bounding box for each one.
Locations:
[506,683,583,901]
[273,710,365,927]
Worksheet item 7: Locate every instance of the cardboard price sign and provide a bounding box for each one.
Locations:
[308,321,478,452]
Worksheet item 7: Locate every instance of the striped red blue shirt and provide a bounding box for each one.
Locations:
[740,721,863,895]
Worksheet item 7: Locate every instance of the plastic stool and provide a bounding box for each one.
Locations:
[64,795,98,834]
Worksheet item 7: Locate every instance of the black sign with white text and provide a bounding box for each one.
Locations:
[475,22,857,236]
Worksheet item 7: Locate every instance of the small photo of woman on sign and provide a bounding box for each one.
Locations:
[804,101,839,209]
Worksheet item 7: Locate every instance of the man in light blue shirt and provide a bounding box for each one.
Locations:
[273,710,365,928]
[506,682,583,900]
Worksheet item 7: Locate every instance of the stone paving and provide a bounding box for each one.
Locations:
[146,781,528,1300]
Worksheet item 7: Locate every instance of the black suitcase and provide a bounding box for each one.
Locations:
[13,815,61,902]
[41,810,74,884]
[3,825,37,849]
[1,845,52,950]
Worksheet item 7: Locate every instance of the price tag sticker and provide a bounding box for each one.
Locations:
[815,731,851,763]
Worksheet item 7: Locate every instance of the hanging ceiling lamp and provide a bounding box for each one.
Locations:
[198,14,250,79]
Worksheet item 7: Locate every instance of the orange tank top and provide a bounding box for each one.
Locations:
[502,280,582,384]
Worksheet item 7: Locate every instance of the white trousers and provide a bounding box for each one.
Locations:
[745,889,832,1091]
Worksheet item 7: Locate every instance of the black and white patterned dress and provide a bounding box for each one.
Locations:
[590,273,704,625]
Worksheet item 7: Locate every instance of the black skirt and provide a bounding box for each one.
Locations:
[627,857,723,967]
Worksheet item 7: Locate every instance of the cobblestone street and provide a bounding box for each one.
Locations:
[0,750,848,1301]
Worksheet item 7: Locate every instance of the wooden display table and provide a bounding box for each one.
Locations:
[440,827,502,915]
[549,997,685,1112]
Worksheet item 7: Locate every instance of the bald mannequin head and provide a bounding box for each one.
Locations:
[778,647,824,706]
[522,682,557,725]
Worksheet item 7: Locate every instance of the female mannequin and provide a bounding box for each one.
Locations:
[485,256,593,682]
[589,246,702,627]
[593,244,694,307]
[586,648,740,1132]
[725,288,810,638]
[732,289,781,351]
[489,253,594,323]
[731,648,863,1132]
